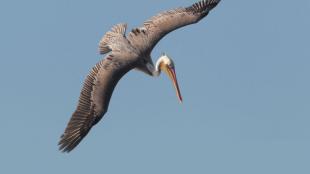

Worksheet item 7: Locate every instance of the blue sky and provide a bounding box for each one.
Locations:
[0,0,309,173]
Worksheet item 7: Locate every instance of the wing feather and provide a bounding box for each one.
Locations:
[127,0,220,53]
[59,54,134,152]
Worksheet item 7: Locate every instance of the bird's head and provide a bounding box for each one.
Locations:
[135,53,183,103]
[156,53,183,103]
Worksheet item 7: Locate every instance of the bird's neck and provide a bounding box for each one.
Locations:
[153,58,163,77]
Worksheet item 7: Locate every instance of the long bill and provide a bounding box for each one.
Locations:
[163,65,183,103]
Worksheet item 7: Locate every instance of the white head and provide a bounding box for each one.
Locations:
[155,53,175,72]
[155,53,182,103]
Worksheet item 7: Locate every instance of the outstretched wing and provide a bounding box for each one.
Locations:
[59,53,134,152]
[127,0,220,53]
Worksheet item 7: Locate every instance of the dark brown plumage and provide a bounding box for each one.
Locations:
[59,0,220,152]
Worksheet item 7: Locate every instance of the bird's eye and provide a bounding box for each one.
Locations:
[142,59,147,64]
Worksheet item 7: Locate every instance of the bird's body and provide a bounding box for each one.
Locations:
[59,0,221,152]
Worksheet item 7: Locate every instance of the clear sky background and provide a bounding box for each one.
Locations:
[0,0,309,173]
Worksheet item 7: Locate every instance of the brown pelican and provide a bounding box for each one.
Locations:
[59,0,221,152]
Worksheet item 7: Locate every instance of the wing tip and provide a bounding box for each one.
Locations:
[58,133,83,153]
[58,121,93,153]
[206,0,221,11]
[188,0,221,13]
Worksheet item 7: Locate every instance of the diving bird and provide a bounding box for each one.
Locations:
[59,0,221,152]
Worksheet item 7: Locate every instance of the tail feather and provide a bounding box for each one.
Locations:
[99,23,127,54]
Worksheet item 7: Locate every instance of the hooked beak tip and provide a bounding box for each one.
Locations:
[179,97,183,104]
